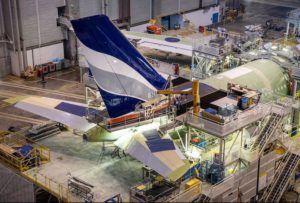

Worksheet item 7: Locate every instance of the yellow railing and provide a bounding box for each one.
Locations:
[23,170,71,202]
[0,132,50,171]
[0,132,72,202]
[0,133,74,202]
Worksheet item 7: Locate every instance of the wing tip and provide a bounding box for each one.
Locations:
[3,96,31,105]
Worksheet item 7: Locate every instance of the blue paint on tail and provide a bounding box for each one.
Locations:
[71,15,167,118]
[97,87,143,118]
[71,15,167,89]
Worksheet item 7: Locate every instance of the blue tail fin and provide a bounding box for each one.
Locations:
[71,15,167,118]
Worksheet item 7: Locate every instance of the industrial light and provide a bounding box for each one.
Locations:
[185,146,201,159]
[282,47,289,52]
[111,118,162,138]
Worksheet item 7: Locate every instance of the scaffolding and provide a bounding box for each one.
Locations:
[260,152,300,202]
[286,8,300,39]
[23,170,71,202]
[0,132,50,172]
[191,44,225,79]
[0,132,79,202]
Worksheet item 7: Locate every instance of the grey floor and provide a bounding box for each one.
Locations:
[37,131,143,202]
[0,68,85,130]
[0,0,299,201]
[222,0,298,41]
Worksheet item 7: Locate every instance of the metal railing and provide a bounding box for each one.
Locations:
[98,107,176,130]
[184,102,273,137]
[23,170,71,202]
[0,132,50,172]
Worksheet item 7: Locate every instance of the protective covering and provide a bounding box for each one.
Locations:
[114,130,189,181]
[71,15,167,118]
[203,59,289,100]
[18,145,33,157]
[124,31,193,57]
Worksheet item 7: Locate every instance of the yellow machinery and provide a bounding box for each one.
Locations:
[0,132,50,172]
[157,79,200,115]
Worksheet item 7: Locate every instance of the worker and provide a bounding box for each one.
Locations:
[83,133,88,144]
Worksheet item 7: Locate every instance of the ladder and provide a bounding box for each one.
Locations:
[260,152,300,202]
[251,112,283,154]
[193,194,211,202]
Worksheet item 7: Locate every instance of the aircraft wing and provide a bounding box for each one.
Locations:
[11,96,96,132]
[114,129,190,181]
[123,31,193,57]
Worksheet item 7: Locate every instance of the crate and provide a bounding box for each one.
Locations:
[54,61,62,70]
[48,63,56,72]
[41,64,49,74]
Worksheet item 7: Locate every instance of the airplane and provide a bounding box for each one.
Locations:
[9,15,290,180]
[123,30,193,57]
[9,15,193,180]
[12,15,176,132]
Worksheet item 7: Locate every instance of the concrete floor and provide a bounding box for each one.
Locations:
[0,67,144,201]
[223,0,297,41]
[0,68,85,130]
[33,131,143,202]
[0,0,299,201]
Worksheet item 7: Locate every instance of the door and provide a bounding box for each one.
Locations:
[212,12,219,24]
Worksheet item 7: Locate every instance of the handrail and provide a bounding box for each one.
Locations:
[100,107,175,130]
[23,170,70,202]
[0,132,50,172]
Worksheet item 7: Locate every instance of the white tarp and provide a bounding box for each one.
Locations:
[115,132,189,179]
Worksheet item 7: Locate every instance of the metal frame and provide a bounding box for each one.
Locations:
[191,50,224,79]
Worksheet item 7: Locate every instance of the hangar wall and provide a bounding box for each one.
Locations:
[0,0,220,77]
[0,163,35,202]
[0,0,11,77]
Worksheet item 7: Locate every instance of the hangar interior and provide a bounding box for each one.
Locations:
[1,0,300,202]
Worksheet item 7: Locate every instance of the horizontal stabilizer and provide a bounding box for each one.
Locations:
[15,97,96,132]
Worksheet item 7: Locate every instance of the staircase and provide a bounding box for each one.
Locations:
[25,122,61,141]
[193,194,210,202]
[251,112,283,154]
[260,152,300,202]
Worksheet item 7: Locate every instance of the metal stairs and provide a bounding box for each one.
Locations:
[260,152,300,202]
[25,122,61,141]
[251,112,283,154]
[193,194,211,202]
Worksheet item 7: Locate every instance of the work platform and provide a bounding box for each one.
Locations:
[176,100,292,138]
[20,131,143,202]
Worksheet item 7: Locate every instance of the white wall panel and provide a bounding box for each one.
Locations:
[202,0,218,7]
[107,0,119,20]
[32,43,64,65]
[130,23,150,32]
[79,0,101,18]
[180,0,200,12]
[27,50,33,67]
[153,0,179,17]
[130,0,151,25]
[19,0,64,48]
[183,6,219,27]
